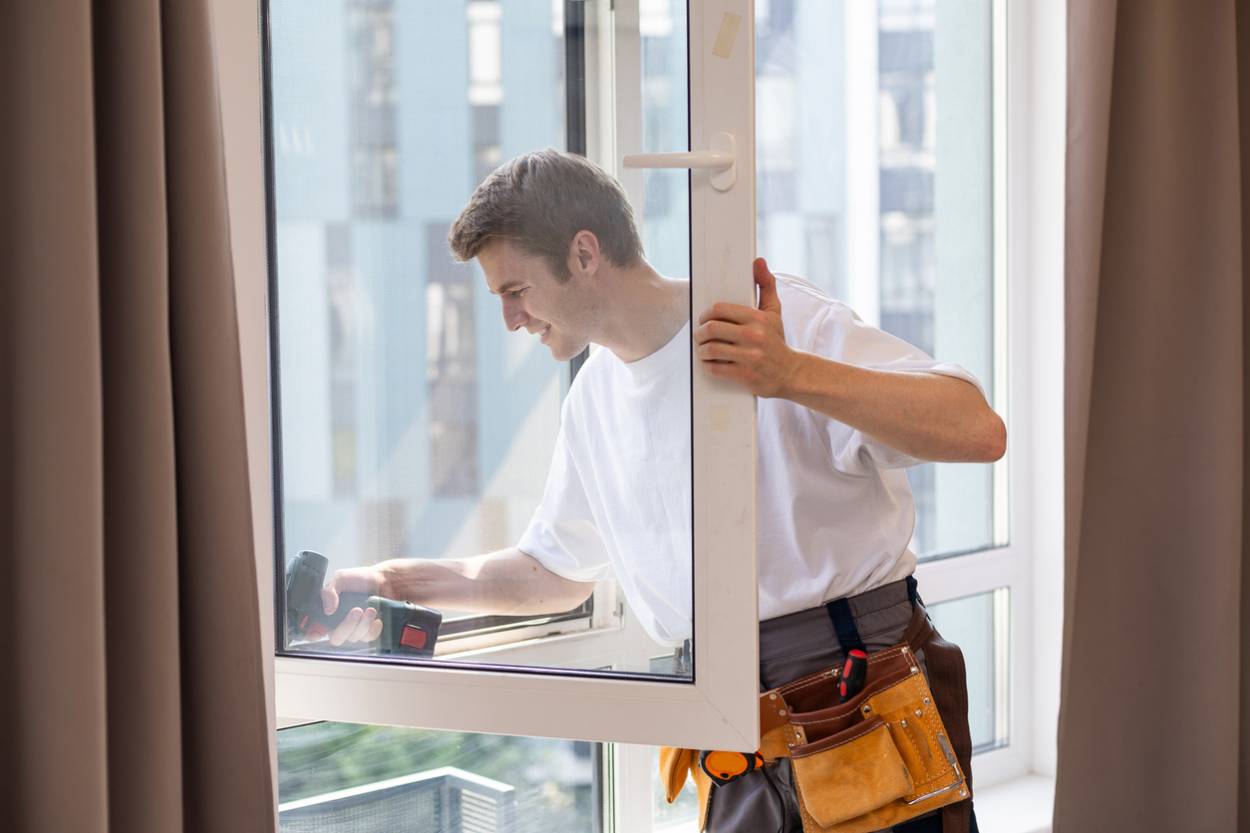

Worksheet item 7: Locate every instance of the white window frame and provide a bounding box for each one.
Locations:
[215,0,1064,825]
[641,1,1067,827]
[894,0,1064,801]
[922,0,1063,795]
[221,0,762,753]
[619,4,1067,828]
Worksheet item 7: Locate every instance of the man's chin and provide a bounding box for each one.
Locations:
[548,340,588,362]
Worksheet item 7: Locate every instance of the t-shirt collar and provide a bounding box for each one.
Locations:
[621,320,690,384]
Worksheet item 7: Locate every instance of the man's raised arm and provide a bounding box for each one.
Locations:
[695,258,1006,464]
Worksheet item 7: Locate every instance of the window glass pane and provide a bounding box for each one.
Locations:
[754,0,1001,560]
[639,0,690,279]
[269,0,695,678]
[927,589,1007,751]
[279,722,601,831]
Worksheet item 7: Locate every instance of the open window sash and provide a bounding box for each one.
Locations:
[269,0,759,751]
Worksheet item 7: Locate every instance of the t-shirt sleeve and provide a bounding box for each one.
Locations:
[516,401,614,584]
[809,301,988,476]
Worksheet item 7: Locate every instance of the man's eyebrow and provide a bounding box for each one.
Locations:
[490,280,525,296]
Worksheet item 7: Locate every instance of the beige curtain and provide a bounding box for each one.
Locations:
[0,2,275,832]
[1060,1,1250,830]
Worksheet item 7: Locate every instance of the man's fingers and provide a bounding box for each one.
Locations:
[694,320,743,345]
[323,567,382,616]
[326,604,381,647]
[697,341,748,363]
[699,258,782,326]
[349,607,378,643]
[699,359,738,380]
[321,586,340,616]
[327,609,356,646]
[329,567,381,595]
[698,302,756,327]
[328,608,364,646]
[755,257,782,313]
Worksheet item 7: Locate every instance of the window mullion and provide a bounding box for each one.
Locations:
[915,545,1019,605]
[612,743,657,833]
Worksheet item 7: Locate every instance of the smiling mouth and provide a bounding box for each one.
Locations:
[539,325,551,341]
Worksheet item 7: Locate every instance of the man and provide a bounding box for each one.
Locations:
[323,149,1003,832]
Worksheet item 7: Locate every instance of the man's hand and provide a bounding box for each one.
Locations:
[695,258,799,398]
[314,550,596,648]
[321,566,389,647]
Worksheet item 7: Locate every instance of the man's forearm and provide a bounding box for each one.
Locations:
[378,548,596,616]
[780,352,1007,463]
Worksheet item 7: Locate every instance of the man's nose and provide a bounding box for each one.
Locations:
[501,297,528,332]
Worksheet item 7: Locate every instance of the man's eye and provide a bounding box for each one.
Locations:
[508,288,528,299]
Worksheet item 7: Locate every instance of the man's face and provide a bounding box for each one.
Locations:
[478,239,597,362]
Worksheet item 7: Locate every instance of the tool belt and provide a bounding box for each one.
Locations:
[661,592,975,833]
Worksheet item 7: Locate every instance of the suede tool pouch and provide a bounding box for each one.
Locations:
[789,718,912,827]
[782,644,968,833]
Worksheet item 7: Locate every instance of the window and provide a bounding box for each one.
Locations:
[223,0,1060,828]
[266,0,761,753]
[347,0,399,217]
[749,0,1011,755]
[268,0,627,669]
[643,2,1020,827]
[424,224,480,499]
[752,0,1002,563]
[279,722,603,832]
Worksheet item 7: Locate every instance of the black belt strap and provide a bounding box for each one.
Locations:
[825,575,921,655]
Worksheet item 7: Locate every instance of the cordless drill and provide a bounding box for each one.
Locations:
[285,549,442,656]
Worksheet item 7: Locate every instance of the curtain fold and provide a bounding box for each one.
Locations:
[1,2,275,831]
[1060,1,1249,830]
[1240,6,1250,827]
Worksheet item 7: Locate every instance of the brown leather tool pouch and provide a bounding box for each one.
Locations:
[789,717,913,826]
[661,606,974,832]
[778,643,968,833]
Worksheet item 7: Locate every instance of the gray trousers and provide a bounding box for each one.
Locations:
[704,577,976,833]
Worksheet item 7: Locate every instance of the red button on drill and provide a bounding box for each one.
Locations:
[400,624,428,650]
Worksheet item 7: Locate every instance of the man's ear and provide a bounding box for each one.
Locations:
[567,230,601,277]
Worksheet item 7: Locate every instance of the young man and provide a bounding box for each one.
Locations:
[323,149,1002,832]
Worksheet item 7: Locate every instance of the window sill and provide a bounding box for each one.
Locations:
[973,774,1055,833]
[655,774,1055,833]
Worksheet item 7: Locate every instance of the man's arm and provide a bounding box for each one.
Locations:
[322,548,598,646]
[777,360,1005,463]
[695,258,1006,464]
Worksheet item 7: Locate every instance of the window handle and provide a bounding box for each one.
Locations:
[623,131,737,191]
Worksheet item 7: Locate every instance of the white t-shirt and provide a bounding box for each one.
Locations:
[517,273,985,646]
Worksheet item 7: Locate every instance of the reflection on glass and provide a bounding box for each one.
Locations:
[279,722,601,832]
[270,0,695,677]
[928,589,1006,752]
[754,0,999,559]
